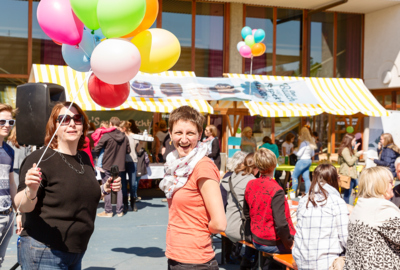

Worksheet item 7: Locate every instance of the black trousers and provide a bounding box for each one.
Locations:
[167,258,219,270]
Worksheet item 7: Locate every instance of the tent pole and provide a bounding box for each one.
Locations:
[250,55,253,75]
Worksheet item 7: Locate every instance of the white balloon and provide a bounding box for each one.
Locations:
[237,41,246,52]
[90,38,141,85]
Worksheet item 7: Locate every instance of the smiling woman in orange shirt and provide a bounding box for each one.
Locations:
[159,106,226,269]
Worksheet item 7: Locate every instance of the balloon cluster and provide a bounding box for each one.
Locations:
[237,26,266,58]
[37,0,181,108]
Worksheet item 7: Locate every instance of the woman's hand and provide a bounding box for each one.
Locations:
[104,176,121,193]
[355,143,360,151]
[25,163,42,198]
[357,150,363,156]
[16,214,23,235]
[378,142,382,150]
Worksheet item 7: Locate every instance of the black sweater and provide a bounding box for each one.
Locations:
[18,148,101,253]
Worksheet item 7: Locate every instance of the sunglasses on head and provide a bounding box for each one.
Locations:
[0,119,15,127]
[57,114,83,126]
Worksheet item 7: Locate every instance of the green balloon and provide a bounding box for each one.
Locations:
[237,128,241,134]
[346,126,354,134]
[245,35,255,48]
[70,0,100,30]
[97,0,146,38]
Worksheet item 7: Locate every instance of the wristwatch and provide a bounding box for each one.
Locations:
[101,184,110,195]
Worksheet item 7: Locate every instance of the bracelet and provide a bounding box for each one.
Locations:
[101,184,110,195]
[24,188,37,202]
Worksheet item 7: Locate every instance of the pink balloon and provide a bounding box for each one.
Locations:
[91,39,141,85]
[37,0,84,46]
[239,45,252,58]
[252,29,257,36]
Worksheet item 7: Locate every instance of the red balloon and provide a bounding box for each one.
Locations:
[88,73,130,108]
[53,39,62,46]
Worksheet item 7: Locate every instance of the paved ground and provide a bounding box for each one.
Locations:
[2,191,240,270]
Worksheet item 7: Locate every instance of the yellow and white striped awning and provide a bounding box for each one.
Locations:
[244,101,324,117]
[29,64,213,114]
[227,73,388,117]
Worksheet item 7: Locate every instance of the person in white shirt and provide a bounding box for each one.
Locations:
[292,127,317,196]
[293,164,349,270]
[282,133,295,156]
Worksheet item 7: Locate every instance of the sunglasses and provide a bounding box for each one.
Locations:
[57,114,83,126]
[0,119,15,127]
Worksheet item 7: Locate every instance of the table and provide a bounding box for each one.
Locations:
[276,163,365,193]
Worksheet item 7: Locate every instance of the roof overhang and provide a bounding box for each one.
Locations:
[209,0,400,14]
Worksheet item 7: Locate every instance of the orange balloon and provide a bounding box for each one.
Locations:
[122,0,159,38]
[252,43,266,57]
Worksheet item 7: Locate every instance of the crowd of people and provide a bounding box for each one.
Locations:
[0,102,399,269]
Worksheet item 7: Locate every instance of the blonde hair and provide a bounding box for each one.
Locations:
[298,127,317,149]
[358,167,393,198]
[254,148,277,174]
[242,126,252,137]
[8,127,19,148]
[206,125,218,137]
[100,121,109,128]
[119,121,132,133]
[381,133,400,152]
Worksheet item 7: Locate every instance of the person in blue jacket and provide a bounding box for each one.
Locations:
[371,133,400,178]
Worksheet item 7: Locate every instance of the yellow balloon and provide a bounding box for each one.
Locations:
[131,28,181,73]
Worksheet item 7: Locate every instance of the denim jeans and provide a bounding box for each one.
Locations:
[343,178,358,204]
[292,159,312,194]
[18,236,85,270]
[121,162,141,199]
[0,211,14,267]
[253,242,291,254]
[168,258,219,270]
[101,170,124,214]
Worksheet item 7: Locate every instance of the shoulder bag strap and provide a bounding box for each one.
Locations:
[228,175,246,226]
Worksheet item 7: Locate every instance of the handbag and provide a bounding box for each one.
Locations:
[228,176,251,242]
[289,153,298,166]
[339,174,351,189]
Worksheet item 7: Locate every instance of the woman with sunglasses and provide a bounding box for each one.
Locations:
[14,102,121,269]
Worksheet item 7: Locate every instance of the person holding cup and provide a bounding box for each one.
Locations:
[338,133,363,204]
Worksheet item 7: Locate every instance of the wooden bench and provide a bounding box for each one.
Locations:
[218,232,296,269]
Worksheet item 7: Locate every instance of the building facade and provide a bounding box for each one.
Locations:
[0,0,398,152]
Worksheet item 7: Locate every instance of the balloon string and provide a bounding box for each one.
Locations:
[79,45,91,59]
[35,69,92,169]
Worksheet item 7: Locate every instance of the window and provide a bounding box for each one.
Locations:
[32,0,65,66]
[244,6,273,75]
[276,9,303,76]
[309,12,334,77]
[0,0,29,74]
[336,13,362,78]
[162,0,193,72]
[195,2,224,77]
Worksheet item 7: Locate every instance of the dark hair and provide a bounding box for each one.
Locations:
[169,106,204,134]
[235,153,256,175]
[312,131,318,137]
[306,164,340,208]
[262,136,272,144]
[338,133,355,156]
[285,133,295,143]
[128,119,141,134]
[44,102,89,150]
[88,122,96,132]
[109,117,121,127]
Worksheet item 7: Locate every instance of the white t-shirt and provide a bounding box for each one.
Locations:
[282,142,293,156]
[156,130,168,154]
